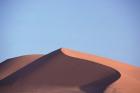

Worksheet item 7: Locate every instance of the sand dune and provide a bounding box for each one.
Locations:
[0,54,43,80]
[0,48,139,93]
[0,49,120,93]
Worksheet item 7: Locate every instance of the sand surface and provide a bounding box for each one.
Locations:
[0,48,139,93]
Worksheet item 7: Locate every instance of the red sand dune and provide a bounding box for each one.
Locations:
[0,48,140,93]
[0,54,43,80]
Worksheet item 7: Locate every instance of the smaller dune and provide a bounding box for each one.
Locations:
[0,54,43,80]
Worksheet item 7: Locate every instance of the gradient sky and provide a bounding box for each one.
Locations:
[0,0,140,66]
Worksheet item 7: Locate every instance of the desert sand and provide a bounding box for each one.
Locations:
[0,48,139,93]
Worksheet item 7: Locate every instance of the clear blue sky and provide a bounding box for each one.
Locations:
[0,0,140,66]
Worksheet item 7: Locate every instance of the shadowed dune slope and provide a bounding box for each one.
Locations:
[0,54,43,80]
[0,48,120,93]
[62,48,140,93]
